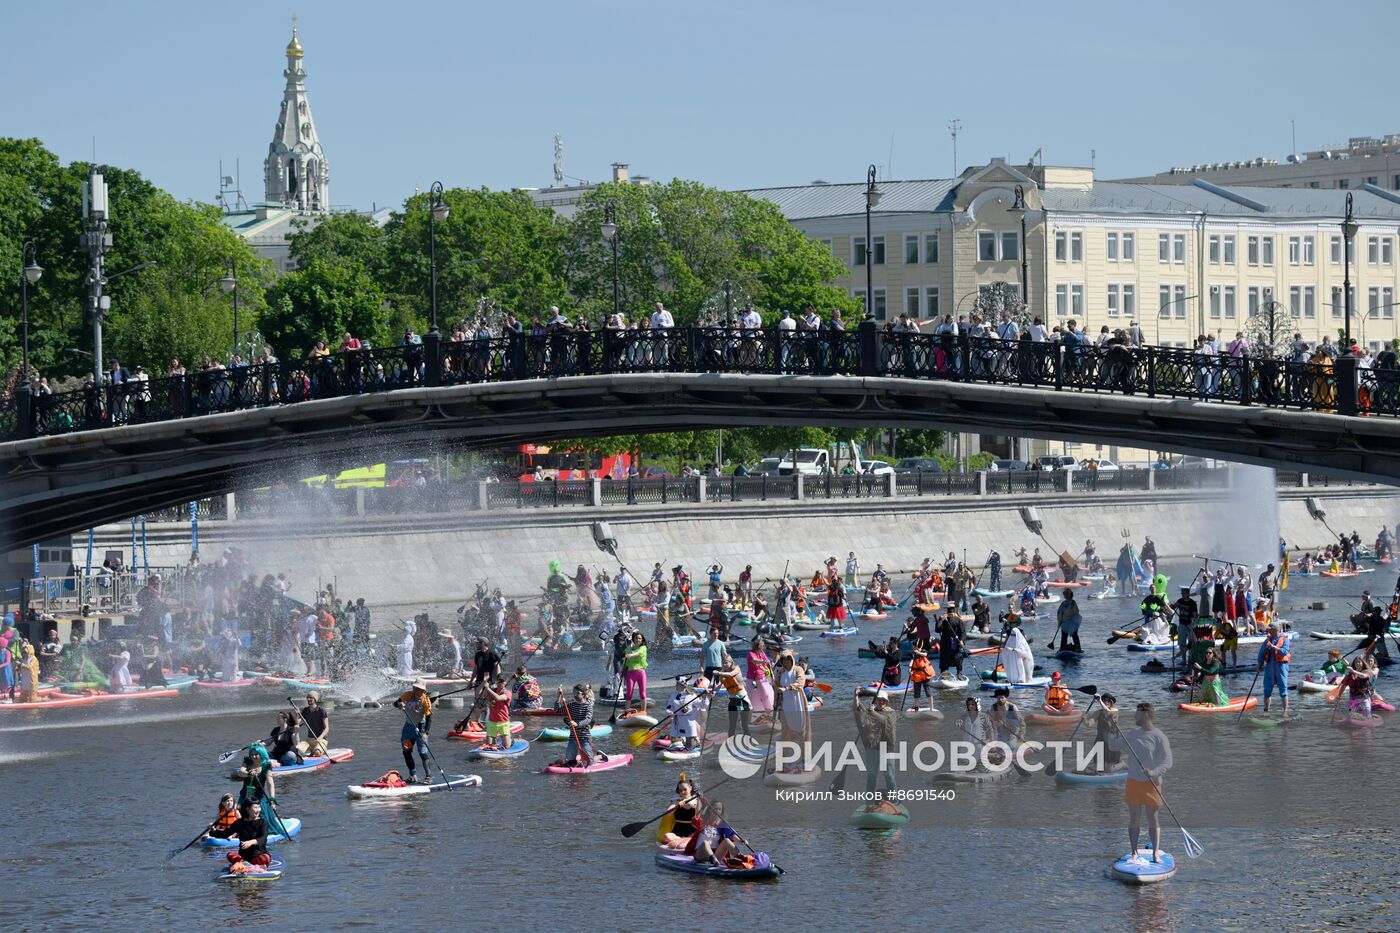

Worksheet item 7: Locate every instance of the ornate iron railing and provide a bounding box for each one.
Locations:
[4,325,1383,441]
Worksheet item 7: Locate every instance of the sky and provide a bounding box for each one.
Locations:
[3,0,1398,212]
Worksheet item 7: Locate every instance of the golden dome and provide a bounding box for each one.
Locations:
[286,26,303,58]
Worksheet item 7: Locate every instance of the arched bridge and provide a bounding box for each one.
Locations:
[3,325,1399,549]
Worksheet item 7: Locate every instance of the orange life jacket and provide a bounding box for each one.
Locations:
[1045,684,1071,708]
[910,656,933,683]
[213,807,239,831]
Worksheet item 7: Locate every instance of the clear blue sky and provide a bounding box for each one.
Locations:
[3,0,1395,210]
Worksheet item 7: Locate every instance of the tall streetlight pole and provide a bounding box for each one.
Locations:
[219,258,239,357]
[1342,191,1359,355]
[864,164,882,320]
[428,181,449,335]
[1009,184,1030,313]
[600,203,620,319]
[1155,293,1199,346]
[20,240,42,394]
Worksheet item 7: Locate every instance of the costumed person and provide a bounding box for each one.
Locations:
[957,696,995,758]
[622,630,649,710]
[1140,590,1173,646]
[667,676,706,751]
[1056,588,1083,652]
[935,610,965,677]
[852,692,899,793]
[714,652,752,738]
[16,643,41,703]
[208,800,272,870]
[1256,622,1291,716]
[1192,647,1229,706]
[1108,702,1174,865]
[987,549,1002,593]
[108,644,132,690]
[868,636,904,688]
[396,618,417,676]
[999,616,1034,684]
[826,577,848,629]
[392,680,433,784]
[512,664,543,710]
[745,636,774,714]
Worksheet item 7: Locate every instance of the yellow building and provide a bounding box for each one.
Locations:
[747,158,1400,354]
[747,159,1400,463]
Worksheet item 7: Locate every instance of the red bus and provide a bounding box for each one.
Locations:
[506,444,634,481]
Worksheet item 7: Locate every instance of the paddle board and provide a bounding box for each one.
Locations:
[1054,769,1127,785]
[346,774,482,797]
[542,752,633,774]
[203,819,301,847]
[1109,848,1176,884]
[466,739,530,760]
[1178,697,1257,713]
[850,803,910,829]
[218,858,284,882]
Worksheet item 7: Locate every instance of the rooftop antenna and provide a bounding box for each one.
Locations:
[1091,149,1096,172]
[1291,119,1297,160]
[553,133,565,186]
[216,159,249,213]
[949,118,961,177]
[887,129,895,181]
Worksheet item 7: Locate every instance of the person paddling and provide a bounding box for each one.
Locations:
[1108,702,1173,864]
[1256,622,1291,717]
[300,692,330,757]
[205,799,272,870]
[207,794,239,840]
[481,674,514,750]
[1056,589,1083,652]
[393,680,434,784]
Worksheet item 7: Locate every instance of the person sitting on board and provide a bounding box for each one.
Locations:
[667,676,707,751]
[300,692,330,758]
[1317,649,1349,685]
[957,696,995,760]
[1108,702,1173,865]
[1043,672,1073,711]
[392,681,433,784]
[234,744,275,809]
[266,711,303,767]
[210,799,272,869]
[684,801,748,867]
[990,688,1025,751]
[971,594,991,634]
[800,657,818,703]
[659,777,702,850]
[207,794,239,840]
[511,665,543,710]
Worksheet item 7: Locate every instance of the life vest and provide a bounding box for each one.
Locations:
[1265,637,1290,664]
[910,656,933,683]
[1045,684,1071,709]
[724,853,757,870]
[213,808,239,832]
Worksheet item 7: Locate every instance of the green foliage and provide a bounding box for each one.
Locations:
[565,181,857,324]
[262,258,389,356]
[891,429,947,458]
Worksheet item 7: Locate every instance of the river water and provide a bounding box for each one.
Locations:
[4,563,1398,932]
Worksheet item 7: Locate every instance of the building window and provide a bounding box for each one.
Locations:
[1071,232,1084,262]
[1223,235,1236,264]
[1002,232,1020,261]
[1208,235,1220,264]
[1223,285,1236,319]
[1332,286,1344,318]
[1248,286,1262,317]
[1262,236,1274,266]
[1158,233,1170,263]
[853,288,866,309]
[1381,237,1395,264]
[924,233,939,263]
[872,236,885,265]
[1339,179,1350,189]
[853,237,867,267]
[1159,284,1187,318]
[1107,233,1118,262]
[873,288,887,319]
[1107,284,1120,317]
[1070,283,1084,316]
[1308,181,1321,189]
[1393,174,1400,190]
[1056,231,1068,261]
[1123,284,1136,318]
[1304,286,1315,318]
[905,286,921,316]
[1247,236,1259,265]
[1369,286,1396,319]
[1288,286,1301,317]
[1056,283,1068,316]
[978,231,997,261]
[1330,236,1342,264]
[1209,288,1222,318]
[905,234,920,265]
[1289,285,1315,318]
[925,286,940,317]
[1172,233,1185,263]
[1121,233,1135,261]
[1289,235,1315,265]
[1367,175,1379,186]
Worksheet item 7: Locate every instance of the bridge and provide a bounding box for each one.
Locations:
[4,325,1399,549]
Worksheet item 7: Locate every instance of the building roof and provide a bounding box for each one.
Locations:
[740,179,955,220]
[743,170,1400,223]
[220,206,318,248]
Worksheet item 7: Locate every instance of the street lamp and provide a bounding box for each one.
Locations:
[428,180,449,335]
[20,240,42,394]
[1155,293,1199,346]
[864,164,882,320]
[600,203,620,319]
[1342,191,1359,355]
[1008,184,1030,313]
[218,258,239,357]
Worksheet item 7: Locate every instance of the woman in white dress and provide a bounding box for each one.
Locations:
[775,652,810,761]
[397,619,416,676]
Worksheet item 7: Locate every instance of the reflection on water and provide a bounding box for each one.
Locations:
[3,563,1398,930]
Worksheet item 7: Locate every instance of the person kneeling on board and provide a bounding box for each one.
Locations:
[204,800,271,869]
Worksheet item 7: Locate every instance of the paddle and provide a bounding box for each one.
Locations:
[166,822,215,861]
[1045,621,1062,652]
[1236,633,1276,723]
[217,743,254,765]
[631,682,708,747]
[1107,714,1204,858]
[622,784,713,839]
[1106,618,1150,645]
[1045,685,1100,776]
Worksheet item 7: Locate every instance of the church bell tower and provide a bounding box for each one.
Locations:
[263,18,329,212]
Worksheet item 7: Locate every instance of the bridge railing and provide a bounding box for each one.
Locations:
[6,325,1389,441]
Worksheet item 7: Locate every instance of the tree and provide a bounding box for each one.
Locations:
[973,281,1024,324]
[1245,300,1289,356]
[262,258,390,356]
[564,181,857,324]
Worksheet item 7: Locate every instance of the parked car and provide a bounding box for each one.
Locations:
[639,466,674,479]
[1079,458,1120,472]
[861,460,894,476]
[894,457,943,473]
[757,457,784,476]
[1036,455,1078,471]
[991,459,1028,471]
[1175,456,1210,469]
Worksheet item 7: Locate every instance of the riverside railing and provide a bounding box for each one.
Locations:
[6,325,1395,441]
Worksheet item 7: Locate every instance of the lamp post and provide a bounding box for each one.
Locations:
[1342,191,1359,355]
[1155,293,1199,346]
[218,259,239,357]
[20,240,42,394]
[864,164,882,320]
[428,181,449,335]
[1008,184,1030,312]
[600,203,620,319]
